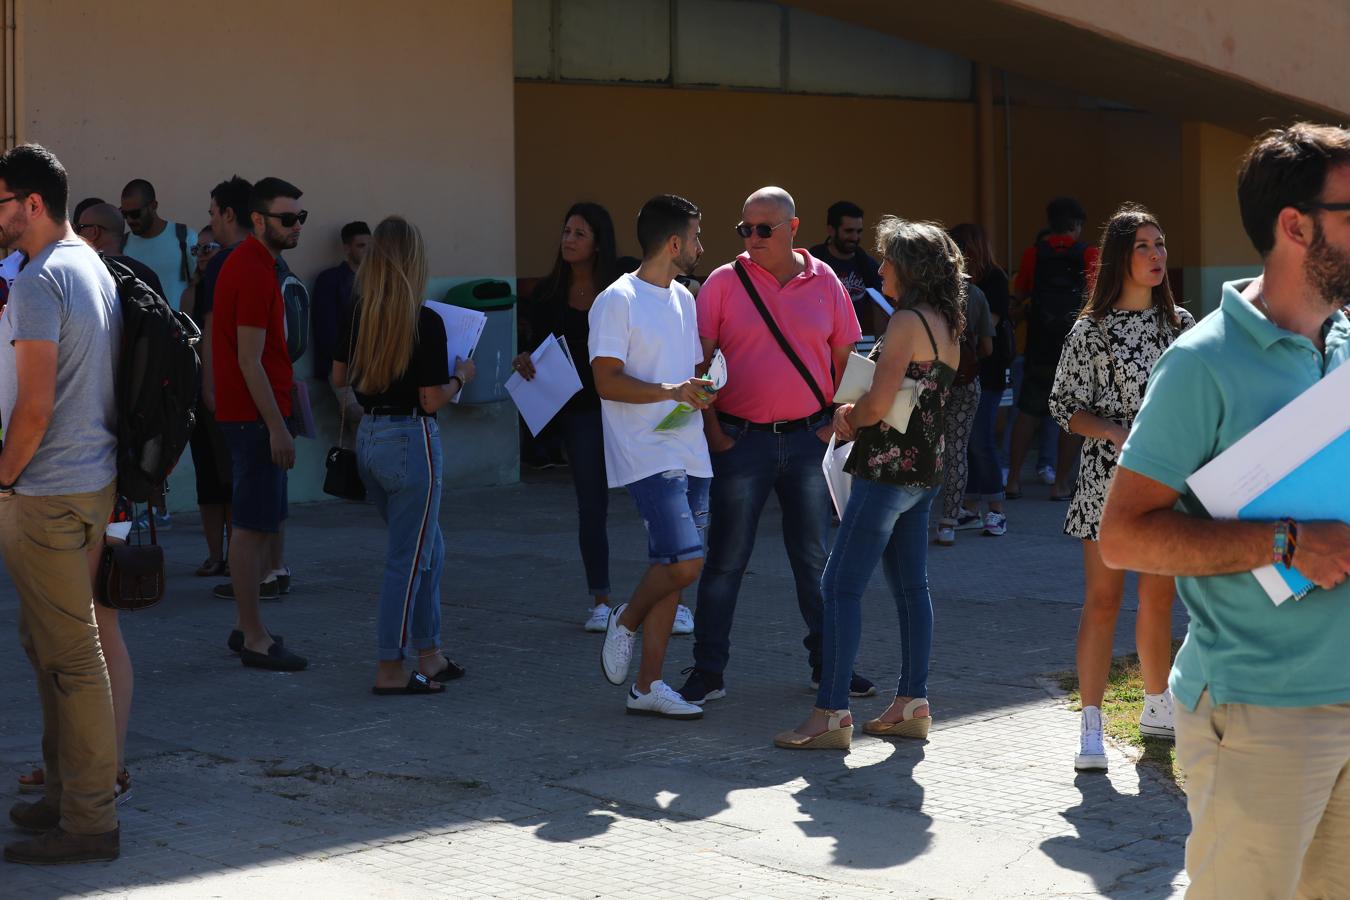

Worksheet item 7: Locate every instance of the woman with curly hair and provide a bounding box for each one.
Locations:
[775,218,964,750]
[1049,203,1193,771]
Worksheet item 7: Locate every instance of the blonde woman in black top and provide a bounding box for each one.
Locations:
[332,216,475,695]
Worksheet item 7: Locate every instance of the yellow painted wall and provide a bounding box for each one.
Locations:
[1182,122,1262,266]
[17,0,516,283]
[516,82,1186,293]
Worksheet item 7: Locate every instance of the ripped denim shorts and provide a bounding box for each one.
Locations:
[625,469,711,564]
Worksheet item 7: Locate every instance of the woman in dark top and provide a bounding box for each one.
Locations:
[950,223,1012,537]
[331,216,475,695]
[776,218,964,750]
[511,202,622,633]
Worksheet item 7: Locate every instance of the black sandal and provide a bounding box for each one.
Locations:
[372,672,444,696]
[427,655,466,683]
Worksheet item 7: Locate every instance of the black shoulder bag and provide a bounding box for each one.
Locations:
[323,315,367,501]
[733,261,829,412]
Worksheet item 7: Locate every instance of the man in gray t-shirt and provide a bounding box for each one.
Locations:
[0,144,122,864]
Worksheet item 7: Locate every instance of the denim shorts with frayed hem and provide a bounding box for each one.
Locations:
[219,421,289,533]
[626,469,710,564]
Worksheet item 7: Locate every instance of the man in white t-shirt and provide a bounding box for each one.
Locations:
[591,194,714,720]
[120,178,196,310]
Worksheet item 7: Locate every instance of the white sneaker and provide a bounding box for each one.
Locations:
[1139,691,1175,741]
[1037,464,1057,485]
[672,604,694,635]
[954,511,983,531]
[585,603,612,633]
[626,680,703,719]
[982,511,1007,536]
[935,524,956,546]
[1075,706,1108,772]
[601,603,635,685]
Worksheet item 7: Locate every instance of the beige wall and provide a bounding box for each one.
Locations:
[516,83,1186,291]
[16,0,515,283]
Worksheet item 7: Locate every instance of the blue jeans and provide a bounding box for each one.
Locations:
[817,478,940,710]
[693,418,833,675]
[966,387,1006,500]
[626,469,710,563]
[357,414,445,662]
[558,408,610,596]
[219,420,288,533]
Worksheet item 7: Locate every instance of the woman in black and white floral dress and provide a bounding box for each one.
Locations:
[1049,204,1194,774]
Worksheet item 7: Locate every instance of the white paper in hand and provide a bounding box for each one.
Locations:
[833,352,922,432]
[424,300,488,402]
[506,335,583,436]
[822,433,853,519]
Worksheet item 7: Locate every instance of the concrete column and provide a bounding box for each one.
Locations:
[1180,122,1262,316]
[975,63,997,244]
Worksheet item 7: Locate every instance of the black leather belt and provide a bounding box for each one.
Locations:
[716,410,829,434]
[368,407,429,418]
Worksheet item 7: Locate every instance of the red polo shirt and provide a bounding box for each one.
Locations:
[211,235,293,422]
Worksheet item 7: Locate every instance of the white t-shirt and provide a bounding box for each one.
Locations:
[123,221,196,310]
[589,272,711,488]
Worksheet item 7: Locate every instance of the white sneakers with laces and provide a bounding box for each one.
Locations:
[585,603,611,633]
[1075,705,1108,772]
[982,511,1008,536]
[935,524,956,546]
[672,604,695,635]
[626,680,703,719]
[601,603,635,685]
[1139,691,1176,741]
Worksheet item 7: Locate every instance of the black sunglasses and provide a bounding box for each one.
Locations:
[261,210,309,227]
[192,241,221,255]
[120,205,147,220]
[75,222,111,235]
[1297,202,1350,213]
[735,220,788,239]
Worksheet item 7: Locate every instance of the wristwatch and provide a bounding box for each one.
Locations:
[1272,518,1299,569]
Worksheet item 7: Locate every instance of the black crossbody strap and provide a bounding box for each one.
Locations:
[733,261,829,410]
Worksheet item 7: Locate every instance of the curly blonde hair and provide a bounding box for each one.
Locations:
[875,216,966,337]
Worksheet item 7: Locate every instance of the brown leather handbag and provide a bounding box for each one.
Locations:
[95,506,165,611]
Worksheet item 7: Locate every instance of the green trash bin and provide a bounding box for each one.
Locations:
[443,279,516,405]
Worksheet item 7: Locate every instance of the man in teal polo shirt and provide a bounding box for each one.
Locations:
[1100,123,1350,898]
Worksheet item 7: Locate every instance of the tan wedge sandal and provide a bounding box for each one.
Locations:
[773,709,853,750]
[863,697,931,739]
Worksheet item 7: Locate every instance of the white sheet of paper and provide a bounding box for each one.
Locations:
[505,335,583,436]
[424,300,488,402]
[833,351,921,432]
[822,433,853,519]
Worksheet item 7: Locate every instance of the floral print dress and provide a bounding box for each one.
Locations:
[1049,305,1195,540]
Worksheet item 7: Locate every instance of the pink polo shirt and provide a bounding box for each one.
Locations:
[698,250,861,423]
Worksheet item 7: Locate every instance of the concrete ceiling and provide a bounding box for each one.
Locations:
[776,0,1341,134]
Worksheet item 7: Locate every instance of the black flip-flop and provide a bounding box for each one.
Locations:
[429,656,466,683]
[372,672,444,696]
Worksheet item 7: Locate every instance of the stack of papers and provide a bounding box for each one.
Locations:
[506,335,582,436]
[1186,362,1350,605]
[655,350,727,432]
[425,300,488,402]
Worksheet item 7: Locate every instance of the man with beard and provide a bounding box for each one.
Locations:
[592,194,711,720]
[211,177,307,671]
[1099,123,1350,897]
[809,201,883,334]
[678,186,870,707]
[119,178,196,310]
[0,144,122,864]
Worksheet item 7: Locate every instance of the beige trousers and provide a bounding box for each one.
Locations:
[0,482,118,835]
[1177,690,1350,899]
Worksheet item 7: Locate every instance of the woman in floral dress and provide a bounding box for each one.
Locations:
[775,218,963,750]
[1049,204,1194,772]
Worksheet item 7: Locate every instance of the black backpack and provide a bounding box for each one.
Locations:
[104,256,202,503]
[1027,240,1088,364]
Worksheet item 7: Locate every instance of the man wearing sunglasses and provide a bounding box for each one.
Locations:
[119,178,197,312]
[210,176,308,673]
[677,186,873,707]
[73,202,165,300]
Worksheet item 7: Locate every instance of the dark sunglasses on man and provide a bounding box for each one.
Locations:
[120,205,147,220]
[735,220,788,239]
[260,210,308,228]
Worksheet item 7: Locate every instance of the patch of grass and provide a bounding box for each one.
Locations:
[1055,640,1184,786]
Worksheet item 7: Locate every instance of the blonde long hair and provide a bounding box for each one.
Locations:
[350,216,429,395]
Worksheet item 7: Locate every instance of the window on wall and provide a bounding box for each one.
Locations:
[513,0,974,101]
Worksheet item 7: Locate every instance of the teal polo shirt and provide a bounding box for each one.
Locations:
[1119,279,1350,710]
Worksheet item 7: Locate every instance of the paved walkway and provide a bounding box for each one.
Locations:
[1,469,1189,899]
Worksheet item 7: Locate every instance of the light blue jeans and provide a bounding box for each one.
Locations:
[817,478,940,710]
[357,414,445,662]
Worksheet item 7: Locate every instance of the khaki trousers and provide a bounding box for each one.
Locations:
[1177,690,1350,900]
[0,482,118,835]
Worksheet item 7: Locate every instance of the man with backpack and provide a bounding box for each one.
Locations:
[0,144,123,864]
[211,177,308,672]
[1005,197,1098,501]
[120,178,196,311]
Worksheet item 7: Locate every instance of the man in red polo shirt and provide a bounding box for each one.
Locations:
[677,186,873,705]
[212,176,307,671]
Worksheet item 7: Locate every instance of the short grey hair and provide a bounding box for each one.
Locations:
[743,186,795,218]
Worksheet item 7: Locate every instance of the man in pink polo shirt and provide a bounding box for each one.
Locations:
[677,186,875,705]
